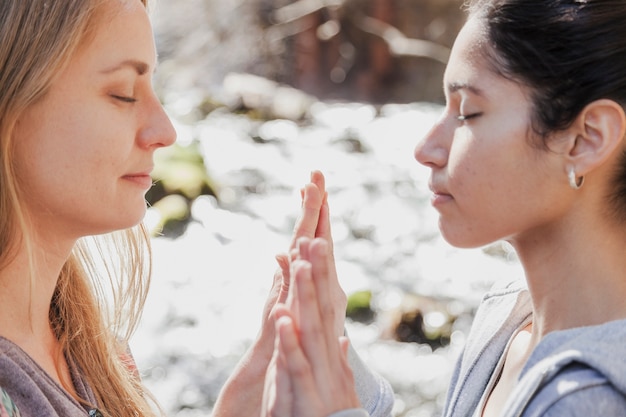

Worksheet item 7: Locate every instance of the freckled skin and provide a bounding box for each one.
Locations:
[12,1,176,241]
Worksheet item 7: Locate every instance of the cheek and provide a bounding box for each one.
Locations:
[448,137,527,220]
[14,116,102,197]
[447,137,487,188]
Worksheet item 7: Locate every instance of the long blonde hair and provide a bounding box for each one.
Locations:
[0,0,160,416]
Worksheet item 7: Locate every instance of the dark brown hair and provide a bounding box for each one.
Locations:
[468,0,626,221]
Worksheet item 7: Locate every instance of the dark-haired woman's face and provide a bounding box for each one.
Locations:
[414,17,573,248]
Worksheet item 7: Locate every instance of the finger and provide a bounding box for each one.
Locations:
[296,237,311,263]
[310,170,326,197]
[338,336,354,386]
[285,256,303,319]
[309,171,332,242]
[272,351,293,417]
[288,236,312,266]
[310,171,332,243]
[262,352,279,417]
[315,194,334,247]
[262,316,291,417]
[310,202,345,337]
[307,239,342,368]
[288,171,328,282]
[275,254,291,304]
[290,182,324,249]
[288,248,299,264]
[276,315,323,416]
[261,258,287,336]
[337,336,360,408]
[339,336,351,358]
[291,260,335,396]
[306,237,346,339]
[286,237,311,312]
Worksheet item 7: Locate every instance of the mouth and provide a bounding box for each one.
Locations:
[122,172,154,189]
[430,192,453,207]
[428,181,453,206]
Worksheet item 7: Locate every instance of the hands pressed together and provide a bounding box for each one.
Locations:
[262,233,362,417]
[213,171,362,417]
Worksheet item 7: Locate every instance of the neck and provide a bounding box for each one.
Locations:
[0,226,85,396]
[0,232,74,345]
[510,214,626,338]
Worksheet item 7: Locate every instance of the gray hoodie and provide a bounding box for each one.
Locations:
[442,277,626,417]
[343,277,626,417]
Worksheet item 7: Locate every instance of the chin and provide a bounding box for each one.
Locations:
[123,208,148,230]
[97,206,147,235]
[442,236,486,249]
[439,224,495,249]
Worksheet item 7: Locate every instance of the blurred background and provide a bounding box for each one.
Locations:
[132,1,524,416]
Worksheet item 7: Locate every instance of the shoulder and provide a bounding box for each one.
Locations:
[523,363,626,417]
[0,387,22,417]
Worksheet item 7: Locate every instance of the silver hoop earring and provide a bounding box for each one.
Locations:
[568,168,584,190]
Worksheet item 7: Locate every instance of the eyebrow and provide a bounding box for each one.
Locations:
[446,82,485,97]
[100,59,151,76]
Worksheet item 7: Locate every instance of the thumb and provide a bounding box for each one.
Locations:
[275,253,291,304]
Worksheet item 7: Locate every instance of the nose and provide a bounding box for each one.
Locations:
[414,113,449,168]
[138,93,177,149]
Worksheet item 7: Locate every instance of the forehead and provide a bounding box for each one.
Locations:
[78,0,156,69]
[443,17,531,103]
[443,17,491,93]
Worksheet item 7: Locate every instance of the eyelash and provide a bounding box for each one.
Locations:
[111,94,137,103]
[457,113,481,121]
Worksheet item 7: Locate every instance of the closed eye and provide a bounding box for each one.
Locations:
[111,94,137,103]
[457,112,482,121]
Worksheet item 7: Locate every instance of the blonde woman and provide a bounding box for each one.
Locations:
[0,0,175,415]
[0,1,394,416]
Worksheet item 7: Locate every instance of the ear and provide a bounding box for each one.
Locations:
[565,99,626,176]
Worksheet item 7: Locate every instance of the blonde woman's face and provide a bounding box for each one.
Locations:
[13,0,176,241]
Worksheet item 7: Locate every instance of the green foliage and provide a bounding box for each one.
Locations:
[147,142,218,205]
[151,194,191,237]
[146,141,219,237]
[346,290,375,323]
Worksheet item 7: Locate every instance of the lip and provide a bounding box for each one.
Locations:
[430,192,453,207]
[428,181,453,207]
[122,170,154,189]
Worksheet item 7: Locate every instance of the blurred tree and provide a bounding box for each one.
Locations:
[151,0,465,106]
[261,0,464,103]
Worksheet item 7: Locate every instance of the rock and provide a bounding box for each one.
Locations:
[386,293,461,350]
